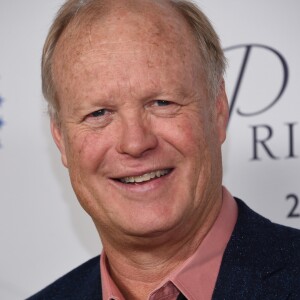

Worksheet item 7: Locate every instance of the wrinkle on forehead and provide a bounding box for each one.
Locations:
[52,0,205,105]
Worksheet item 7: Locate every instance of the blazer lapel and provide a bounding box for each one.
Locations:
[212,198,296,300]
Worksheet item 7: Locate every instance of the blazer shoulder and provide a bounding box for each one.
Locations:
[235,197,300,247]
[213,198,300,299]
[26,255,101,300]
[233,198,300,265]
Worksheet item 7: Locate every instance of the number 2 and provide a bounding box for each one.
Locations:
[286,194,300,218]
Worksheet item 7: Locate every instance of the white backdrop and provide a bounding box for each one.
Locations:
[0,1,299,299]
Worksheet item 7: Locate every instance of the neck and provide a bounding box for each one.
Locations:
[98,191,223,299]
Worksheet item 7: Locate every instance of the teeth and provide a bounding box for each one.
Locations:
[120,169,170,184]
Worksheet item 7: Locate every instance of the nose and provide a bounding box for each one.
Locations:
[116,112,158,158]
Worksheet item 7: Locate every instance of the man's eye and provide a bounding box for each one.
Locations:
[148,99,181,117]
[84,108,113,127]
[90,109,108,117]
[154,100,171,106]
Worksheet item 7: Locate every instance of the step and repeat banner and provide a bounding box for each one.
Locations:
[0,1,299,299]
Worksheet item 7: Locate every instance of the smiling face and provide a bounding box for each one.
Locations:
[51,1,228,246]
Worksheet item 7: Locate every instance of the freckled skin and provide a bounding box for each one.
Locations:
[51,0,228,253]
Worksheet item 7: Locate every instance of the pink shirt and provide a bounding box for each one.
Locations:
[100,187,238,300]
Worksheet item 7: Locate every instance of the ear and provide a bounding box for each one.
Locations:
[50,119,69,168]
[215,80,229,144]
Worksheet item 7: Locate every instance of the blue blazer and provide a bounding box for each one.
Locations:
[27,199,300,299]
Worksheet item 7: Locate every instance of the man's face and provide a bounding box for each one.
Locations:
[51,5,228,244]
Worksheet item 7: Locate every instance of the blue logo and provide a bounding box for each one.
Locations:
[0,95,4,148]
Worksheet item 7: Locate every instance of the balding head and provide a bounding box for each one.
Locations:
[42,0,225,123]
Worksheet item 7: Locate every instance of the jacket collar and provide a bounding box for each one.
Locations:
[212,198,299,299]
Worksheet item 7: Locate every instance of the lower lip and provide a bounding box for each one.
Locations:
[109,170,174,194]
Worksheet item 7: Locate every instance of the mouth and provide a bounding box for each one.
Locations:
[115,169,172,184]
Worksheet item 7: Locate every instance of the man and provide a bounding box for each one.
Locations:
[28,0,300,299]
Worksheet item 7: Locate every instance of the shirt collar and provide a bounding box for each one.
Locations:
[168,186,238,300]
[100,252,125,300]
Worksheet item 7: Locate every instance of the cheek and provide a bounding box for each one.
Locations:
[64,129,111,175]
[159,114,207,157]
[164,113,220,187]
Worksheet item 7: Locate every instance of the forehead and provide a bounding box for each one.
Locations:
[52,0,205,100]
